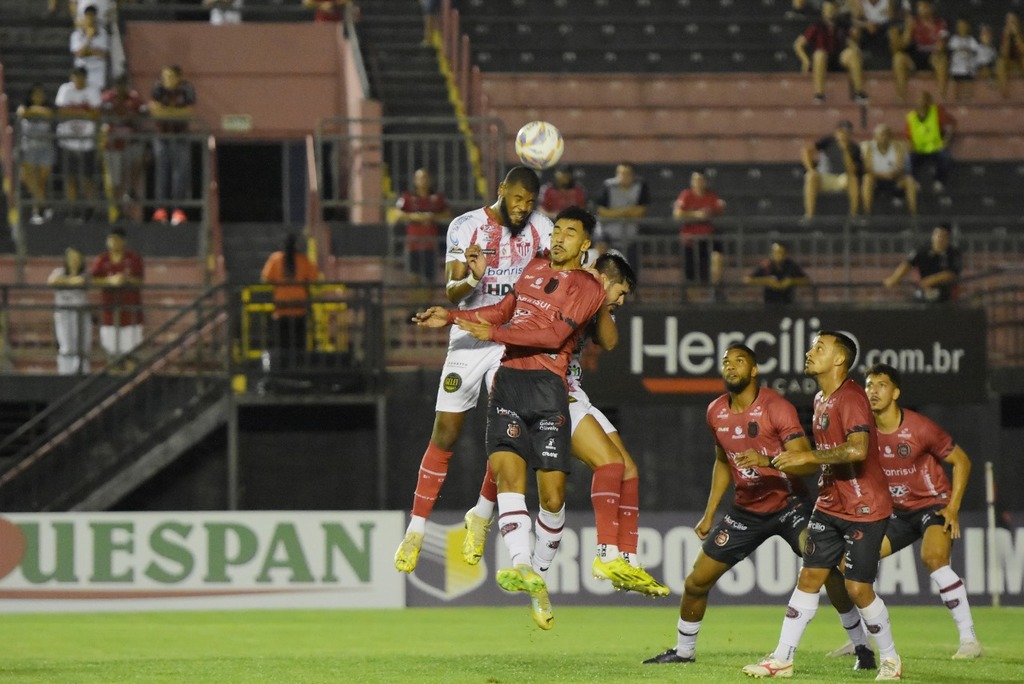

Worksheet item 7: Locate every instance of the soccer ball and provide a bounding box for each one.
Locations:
[514,121,564,170]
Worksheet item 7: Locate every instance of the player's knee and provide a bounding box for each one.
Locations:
[844,580,874,605]
[920,547,949,572]
[683,573,713,598]
[622,460,639,480]
[539,490,564,513]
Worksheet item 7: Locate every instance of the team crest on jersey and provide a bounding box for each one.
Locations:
[897,443,911,458]
[747,421,759,437]
[443,373,462,393]
[507,423,521,438]
[818,413,830,430]
[544,278,559,294]
[512,239,532,258]
[714,530,730,546]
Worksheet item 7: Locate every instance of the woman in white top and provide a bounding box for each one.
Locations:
[48,247,93,375]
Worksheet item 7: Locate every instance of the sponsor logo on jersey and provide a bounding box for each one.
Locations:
[750,405,764,418]
[733,426,743,437]
[443,373,462,393]
[507,423,520,438]
[723,514,748,531]
[541,451,558,458]
[889,484,910,499]
[717,426,730,432]
[739,467,761,480]
[883,445,896,458]
[857,506,872,516]
[496,406,520,418]
[808,520,827,532]
[714,530,730,547]
[485,283,514,296]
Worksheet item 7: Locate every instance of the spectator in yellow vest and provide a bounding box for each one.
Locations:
[904,90,956,193]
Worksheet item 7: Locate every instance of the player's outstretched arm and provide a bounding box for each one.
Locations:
[772,431,868,470]
[411,306,452,328]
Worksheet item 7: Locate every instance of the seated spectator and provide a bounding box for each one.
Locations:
[148,64,196,226]
[204,0,243,25]
[852,0,908,62]
[394,168,451,284]
[862,123,917,215]
[48,246,92,375]
[595,163,649,271]
[905,90,955,193]
[947,17,984,100]
[997,12,1024,98]
[69,5,109,90]
[976,24,998,86]
[892,0,950,102]
[538,166,586,219]
[672,170,724,290]
[883,223,961,302]
[793,0,868,104]
[101,75,146,223]
[55,66,102,222]
[744,241,811,305]
[801,119,862,219]
[16,83,56,225]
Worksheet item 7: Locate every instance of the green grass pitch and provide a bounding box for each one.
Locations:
[1,605,1020,682]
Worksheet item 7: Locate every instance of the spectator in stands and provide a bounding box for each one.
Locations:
[48,246,92,375]
[596,163,649,271]
[997,12,1024,98]
[947,17,984,100]
[862,123,918,215]
[851,0,908,60]
[892,0,950,102]
[905,90,955,194]
[801,119,862,220]
[539,166,586,219]
[793,0,869,104]
[70,0,113,27]
[204,0,243,25]
[744,241,811,305]
[148,64,195,226]
[55,66,102,222]
[90,226,145,362]
[394,168,451,284]
[883,223,961,303]
[102,75,146,223]
[70,5,109,91]
[421,0,441,46]
[260,233,321,379]
[976,24,998,87]
[673,170,724,293]
[303,0,351,23]
[16,84,56,226]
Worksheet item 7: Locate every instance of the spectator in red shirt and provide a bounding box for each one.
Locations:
[538,166,587,219]
[394,168,452,284]
[673,171,724,292]
[90,227,145,362]
[303,0,350,23]
[892,0,950,101]
[793,1,868,104]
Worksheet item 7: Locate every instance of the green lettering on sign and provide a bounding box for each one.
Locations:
[256,524,314,583]
[204,523,258,582]
[19,523,78,583]
[145,522,194,584]
[322,522,373,582]
[90,521,135,582]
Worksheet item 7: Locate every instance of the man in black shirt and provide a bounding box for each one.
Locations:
[745,241,811,304]
[883,223,962,302]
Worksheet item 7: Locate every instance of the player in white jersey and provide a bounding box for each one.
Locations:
[395,166,554,573]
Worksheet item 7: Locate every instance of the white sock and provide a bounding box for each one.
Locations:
[596,543,619,562]
[496,492,532,567]
[531,504,565,574]
[931,565,976,642]
[675,618,701,658]
[472,496,495,520]
[621,552,640,568]
[838,608,870,648]
[858,596,899,662]
[406,515,426,535]
[773,589,819,663]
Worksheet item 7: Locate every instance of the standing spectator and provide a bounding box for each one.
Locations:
[101,75,146,223]
[70,5,109,91]
[90,227,144,362]
[793,1,869,104]
[801,119,862,220]
[55,66,102,222]
[204,0,243,25]
[744,241,811,305]
[996,12,1024,98]
[148,64,195,226]
[862,123,918,215]
[595,162,649,270]
[260,233,320,376]
[538,166,586,219]
[892,0,950,102]
[905,90,955,193]
[303,0,350,22]
[883,223,961,303]
[673,170,724,291]
[394,168,451,284]
[48,246,92,375]
[421,0,441,45]
[16,84,56,226]
[947,18,984,100]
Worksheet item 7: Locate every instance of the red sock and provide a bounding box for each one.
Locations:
[410,441,453,518]
[479,459,497,502]
[617,477,640,553]
[591,463,625,545]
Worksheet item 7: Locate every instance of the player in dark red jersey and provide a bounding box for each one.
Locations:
[645,344,871,668]
[413,206,605,631]
[744,332,904,681]
[827,363,980,659]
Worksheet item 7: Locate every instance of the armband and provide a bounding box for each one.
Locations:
[465,272,480,288]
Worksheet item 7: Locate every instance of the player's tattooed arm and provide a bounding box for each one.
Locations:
[772,432,868,470]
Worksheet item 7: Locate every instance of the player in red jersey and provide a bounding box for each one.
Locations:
[744,332,904,681]
[414,207,605,630]
[645,344,871,668]
[828,363,981,660]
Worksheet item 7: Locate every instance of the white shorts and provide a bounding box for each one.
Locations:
[434,329,504,413]
[99,324,143,357]
[568,384,616,436]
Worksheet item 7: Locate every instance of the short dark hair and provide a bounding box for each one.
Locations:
[83,5,97,14]
[553,206,597,237]
[23,82,47,107]
[865,363,902,390]
[503,166,541,195]
[726,343,758,366]
[820,330,858,370]
[935,222,952,232]
[71,66,87,77]
[109,227,126,238]
[595,252,637,292]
